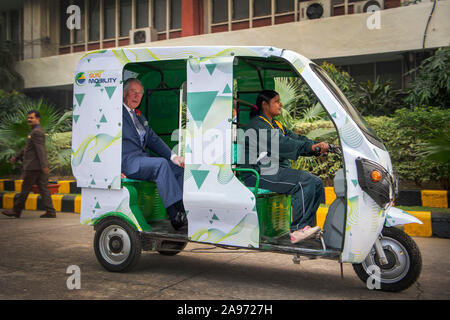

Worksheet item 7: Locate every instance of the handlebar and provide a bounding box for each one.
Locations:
[313,144,342,156]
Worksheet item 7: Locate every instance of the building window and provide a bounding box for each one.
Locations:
[136,0,149,28]
[210,0,298,33]
[233,0,249,20]
[120,0,132,37]
[60,0,71,45]
[89,0,100,41]
[170,0,181,29]
[153,0,166,31]
[74,0,85,43]
[103,0,116,40]
[276,0,294,13]
[212,0,228,23]
[59,0,183,54]
[254,0,271,17]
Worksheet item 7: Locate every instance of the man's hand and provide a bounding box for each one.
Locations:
[42,167,50,175]
[121,173,127,179]
[172,156,185,168]
[312,142,330,155]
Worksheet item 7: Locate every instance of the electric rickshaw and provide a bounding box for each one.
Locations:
[72,46,422,292]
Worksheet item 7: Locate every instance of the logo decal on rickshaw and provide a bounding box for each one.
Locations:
[75,72,86,86]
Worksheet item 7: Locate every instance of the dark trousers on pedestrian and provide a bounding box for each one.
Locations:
[14,170,55,214]
[243,167,324,232]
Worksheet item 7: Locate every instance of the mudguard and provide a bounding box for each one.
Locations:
[385,207,423,227]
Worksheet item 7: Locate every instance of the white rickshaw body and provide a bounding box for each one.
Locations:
[72,46,411,266]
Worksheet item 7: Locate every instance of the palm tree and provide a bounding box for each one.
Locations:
[0,98,73,175]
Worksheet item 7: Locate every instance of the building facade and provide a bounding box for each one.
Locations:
[1,0,449,109]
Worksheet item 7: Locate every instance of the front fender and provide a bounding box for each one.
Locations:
[385,207,423,227]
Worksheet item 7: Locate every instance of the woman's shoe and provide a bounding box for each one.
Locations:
[289,226,321,244]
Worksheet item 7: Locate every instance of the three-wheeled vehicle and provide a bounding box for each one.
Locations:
[72,46,422,292]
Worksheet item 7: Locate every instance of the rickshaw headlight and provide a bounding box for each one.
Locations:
[356,158,391,207]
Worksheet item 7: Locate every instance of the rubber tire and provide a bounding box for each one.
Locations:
[157,240,188,256]
[94,216,142,272]
[353,227,422,292]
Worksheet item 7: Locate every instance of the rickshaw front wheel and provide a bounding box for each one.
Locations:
[353,227,422,292]
[94,216,142,272]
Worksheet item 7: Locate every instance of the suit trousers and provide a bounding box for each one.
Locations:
[243,167,323,232]
[14,170,56,214]
[127,157,184,218]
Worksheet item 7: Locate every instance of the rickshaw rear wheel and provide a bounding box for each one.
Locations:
[157,240,188,256]
[94,216,142,272]
[353,227,422,292]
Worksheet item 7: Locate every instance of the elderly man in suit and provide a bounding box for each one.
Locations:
[2,110,56,218]
[121,78,187,230]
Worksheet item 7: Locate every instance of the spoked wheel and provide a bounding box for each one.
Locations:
[157,240,188,256]
[353,227,422,292]
[94,217,142,272]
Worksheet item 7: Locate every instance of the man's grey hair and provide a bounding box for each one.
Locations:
[123,78,143,94]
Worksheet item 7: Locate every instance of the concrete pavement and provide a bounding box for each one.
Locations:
[0,210,449,300]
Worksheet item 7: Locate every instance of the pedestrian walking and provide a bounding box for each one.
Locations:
[2,110,56,218]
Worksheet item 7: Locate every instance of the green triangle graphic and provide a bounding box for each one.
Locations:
[222,83,232,94]
[105,86,116,99]
[331,112,337,118]
[187,91,218,127]
[75,93,85,107]
[73,115,80,123]
[185,145,192,153]
[205,64,217,76]
[93,154,101,162]
[212,214,219,221]
[100,114,107,123]
[191,170,209,189]
[95,82,101,87]
[352,179,358,187]
[95,201,101,209]
[90,179,96,185]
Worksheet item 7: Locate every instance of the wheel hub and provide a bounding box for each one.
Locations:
[99,225,132,265]
[363,236,410,284]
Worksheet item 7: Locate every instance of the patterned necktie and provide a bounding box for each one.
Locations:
[131,110,146,147]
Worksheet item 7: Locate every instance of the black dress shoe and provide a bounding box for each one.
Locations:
[170,211,187,230]
[40,212,56,218]
[1,210,21,218]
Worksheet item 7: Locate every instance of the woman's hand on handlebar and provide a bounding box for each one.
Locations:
[312,142,330,155]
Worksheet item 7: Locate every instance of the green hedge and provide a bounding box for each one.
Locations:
[292,107,450,188]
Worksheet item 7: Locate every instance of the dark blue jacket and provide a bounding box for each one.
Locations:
[121,105,172,176]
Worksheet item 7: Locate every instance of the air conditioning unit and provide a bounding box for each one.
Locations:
[299,0,332,20]
[129,27,157,45]
[354,0,384,14]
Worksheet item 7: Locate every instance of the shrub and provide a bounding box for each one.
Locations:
[404,46,450,109]
[291,107,450,188]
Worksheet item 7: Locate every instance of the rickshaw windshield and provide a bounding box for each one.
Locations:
[310,64,386,150]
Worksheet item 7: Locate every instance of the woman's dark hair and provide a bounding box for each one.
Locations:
[250,90,279,118]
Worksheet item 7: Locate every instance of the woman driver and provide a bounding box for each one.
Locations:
[241,90,329,243]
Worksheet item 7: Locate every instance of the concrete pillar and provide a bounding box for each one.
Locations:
[181,0,202,37]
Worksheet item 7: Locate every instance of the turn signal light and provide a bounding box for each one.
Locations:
[371,170,382,182]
